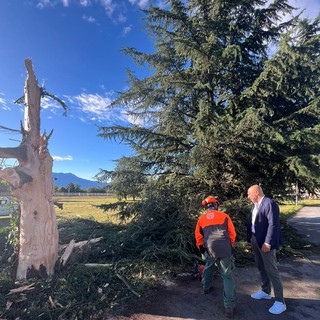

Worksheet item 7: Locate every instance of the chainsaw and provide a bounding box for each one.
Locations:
[176,260,205,280]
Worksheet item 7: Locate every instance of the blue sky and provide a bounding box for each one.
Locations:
[0,0,319,181]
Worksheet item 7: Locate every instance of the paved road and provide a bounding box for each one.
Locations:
[106,206,320,320]
[287,205,320,246]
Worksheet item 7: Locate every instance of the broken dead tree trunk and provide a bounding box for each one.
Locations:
[0,59,58,280]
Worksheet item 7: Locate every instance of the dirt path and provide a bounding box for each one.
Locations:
[104,207,320,320]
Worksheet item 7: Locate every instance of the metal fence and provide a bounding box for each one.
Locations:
[0,193,114,216]
[0,192,114,197]
[54,193,113,197]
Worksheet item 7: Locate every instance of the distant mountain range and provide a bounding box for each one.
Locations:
[52,172,103,189]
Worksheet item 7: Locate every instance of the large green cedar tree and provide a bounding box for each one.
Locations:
[98,0,320,204]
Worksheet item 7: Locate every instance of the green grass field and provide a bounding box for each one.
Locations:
[53,196,320,220]
[54,195,121,223]
[0,196,121,229]
[0,196,319,225]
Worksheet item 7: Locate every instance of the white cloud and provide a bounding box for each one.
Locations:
[99,0,116,17]
[61,0,70,7]
[35,0,152,24]
[52,155,73,161]
[118,13,127,23]
[40,96,66,114]
[13,91,127,124]
[36,0,55,9]
[68,92,128,123]
[36,0,92,8]
[83,15,96,23]
[80,0,91,6]
[128,0,150,9]
[0,94,10,111]
[65,89,158,126]
[122,25,132,35]
[74,93,112,117]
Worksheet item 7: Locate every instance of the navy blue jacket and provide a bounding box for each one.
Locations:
[246,196,283,249]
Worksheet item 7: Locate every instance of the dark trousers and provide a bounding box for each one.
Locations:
[202,254,236,309]
[251,236,284,302]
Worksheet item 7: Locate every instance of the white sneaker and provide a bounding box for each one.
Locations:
[269,301,286,314]
[251,290,272,300]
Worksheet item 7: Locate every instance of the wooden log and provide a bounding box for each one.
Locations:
[84,263,113,268]
[60,239,75,267]
[7,283,35,295]
[59,237,103,250]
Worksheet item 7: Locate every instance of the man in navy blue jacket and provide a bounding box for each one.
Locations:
[247,184,286,315]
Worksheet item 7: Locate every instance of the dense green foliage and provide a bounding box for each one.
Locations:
[94,6,320,306]
[98,0,320,202]
[95,157,147,200]
[95,1,320,266]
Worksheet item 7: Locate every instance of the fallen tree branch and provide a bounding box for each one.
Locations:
[60,239,75,267]
[85,263,113,268]
[116,273,141,298]
[115,261,141,298]
[74,237,103,248]
[59,237,103,250]
[48,295,56,308]
[84,262,140,297]
[7,283,35,295]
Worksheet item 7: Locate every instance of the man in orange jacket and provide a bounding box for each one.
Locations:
[195,196,237,318]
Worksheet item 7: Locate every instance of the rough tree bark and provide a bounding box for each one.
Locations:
[0,59,58,280]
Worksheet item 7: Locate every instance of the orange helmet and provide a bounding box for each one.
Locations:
[201,196,220,207]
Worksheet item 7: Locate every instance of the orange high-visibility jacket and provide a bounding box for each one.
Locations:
[195,209,236,258]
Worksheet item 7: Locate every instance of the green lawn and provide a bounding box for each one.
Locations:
[0,197,319,226]
[54,195,120,223]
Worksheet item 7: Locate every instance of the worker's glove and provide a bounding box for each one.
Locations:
[199,245,206,254]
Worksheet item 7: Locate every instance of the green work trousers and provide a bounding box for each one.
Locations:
[202,253,236,309]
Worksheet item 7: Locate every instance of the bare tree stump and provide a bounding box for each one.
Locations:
[0,59,58,280]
